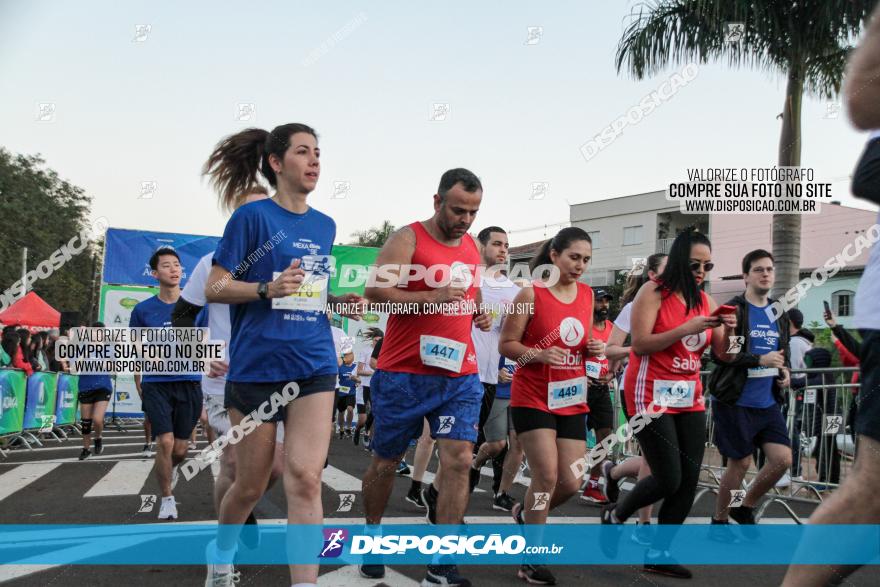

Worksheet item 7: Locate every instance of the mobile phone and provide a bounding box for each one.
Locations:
[711,304,736,317]
[823,301,831,314]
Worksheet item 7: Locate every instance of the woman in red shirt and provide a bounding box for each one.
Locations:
[604,228,736,578]
[501,227,603,585]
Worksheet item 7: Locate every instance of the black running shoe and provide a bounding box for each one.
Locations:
[708,518,739,544]
[728,505,759,539]
[644,550,693,579]
[78,448,91,460]
[423,563,471,586]
[94,437,103,455]
[601,460,619,503]
[359,564,385,579]
[396,461,411,476]
[422,485,438,525]
[469,465,481,493]
[493,491,516,512]
[491,450,505,495]
[338,430,345,440]
[353,426,362,446]
[405,484,426,509]
[518,564,557,585]
[240,511,260,549]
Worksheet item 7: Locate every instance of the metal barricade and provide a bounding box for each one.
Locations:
[609,367,860,523]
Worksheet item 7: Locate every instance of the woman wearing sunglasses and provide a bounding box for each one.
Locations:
[601,227,737,579]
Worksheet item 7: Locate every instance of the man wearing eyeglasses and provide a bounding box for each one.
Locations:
[706,249,792,533]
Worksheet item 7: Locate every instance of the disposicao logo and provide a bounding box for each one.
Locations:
[319,528,348,558]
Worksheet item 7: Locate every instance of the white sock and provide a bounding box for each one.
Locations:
[207,540,236,571]
[161,496,174,504]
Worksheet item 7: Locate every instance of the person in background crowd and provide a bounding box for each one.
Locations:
[77,321,114,460]
[783,10,880,581]
[353,327,382,446]
[824,309,861,440]
[803,342,841,486]
[30,332,48,371]
[581,287,615,505]
[603,253,667,541]
[336,350,360,438]
[787,309,814,480]
[707,249,792,534]
[2,329,28,373]
[17,329,37,373]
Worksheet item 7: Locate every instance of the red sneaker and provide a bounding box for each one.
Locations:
[580,479,609,504]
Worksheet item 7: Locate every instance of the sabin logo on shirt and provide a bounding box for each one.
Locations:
[559,318,585,347]
[681,331,707,352]
[437,416,456,434]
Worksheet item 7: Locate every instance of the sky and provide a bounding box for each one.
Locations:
[1,0,877,248]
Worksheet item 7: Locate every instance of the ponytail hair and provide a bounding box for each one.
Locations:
[203,123,318,212]
[622,252,667,305]
[655,227,711,312]
[529,227,592,275]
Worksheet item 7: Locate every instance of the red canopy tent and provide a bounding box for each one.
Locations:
[0,292,61,331]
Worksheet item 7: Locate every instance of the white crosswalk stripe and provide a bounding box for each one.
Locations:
[84,460,155,497]
[0,463,61,502]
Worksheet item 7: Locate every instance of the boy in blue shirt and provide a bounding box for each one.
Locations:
[130,247,202,521]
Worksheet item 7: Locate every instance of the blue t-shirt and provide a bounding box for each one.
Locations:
[737,302,780,408]
[213,199,337,382]
[337,362,357,395]
[129,295,201,383]
[496,355,513,400]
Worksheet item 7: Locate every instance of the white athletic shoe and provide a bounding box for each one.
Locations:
[171,466,180,490]
[775,472,791,488]
[205,565,240,586]
[158,496,178,520]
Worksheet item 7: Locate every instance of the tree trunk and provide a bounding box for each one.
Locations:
[771,67,804,301]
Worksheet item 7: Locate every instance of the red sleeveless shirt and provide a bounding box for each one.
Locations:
[377,221,480,376]
[624,285,712,415]
[511,281,593,415]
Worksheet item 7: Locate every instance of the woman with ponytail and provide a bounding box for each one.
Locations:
[601,228,737,579]
[202,124,364,587]
[500,227,602,585]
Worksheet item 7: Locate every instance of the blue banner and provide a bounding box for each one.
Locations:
[102,228,220,287]
[1,524,879,565]
[21,371,58,430]
[54,374,79,425]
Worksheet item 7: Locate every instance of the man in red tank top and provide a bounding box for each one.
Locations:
[581,288,616,505]
[358,169,491,586]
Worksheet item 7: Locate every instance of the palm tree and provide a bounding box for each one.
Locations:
[615,0,876,299]
[350,220,396,247]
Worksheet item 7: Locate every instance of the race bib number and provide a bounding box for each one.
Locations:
[747,367,779,379]
[419,335,466,373]
[653,380,696,408]
[547,377,587,411]
[504,357,516,367]
[804,388,817,404]
[271,270,328,312]
[338,386,350,394]
[585,361,602,379]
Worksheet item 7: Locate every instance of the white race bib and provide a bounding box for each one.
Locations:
[804,388,817,404]
[419,335,466,373]
[547,376,587,411]
[653,379,696,408]
[338,386,351,394]
[271,271,328,312]
[585,361,602,379]
[748,366,779,379]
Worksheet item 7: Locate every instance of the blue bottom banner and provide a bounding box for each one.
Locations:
[1,524,879,565]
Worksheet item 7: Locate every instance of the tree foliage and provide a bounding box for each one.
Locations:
[0,149,102,322]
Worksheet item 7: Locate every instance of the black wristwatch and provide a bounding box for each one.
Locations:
[257,282,269,300]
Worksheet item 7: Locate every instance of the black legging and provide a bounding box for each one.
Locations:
[614,411,706,548]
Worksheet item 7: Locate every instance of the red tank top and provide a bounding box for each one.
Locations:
[624,285,712,415]
[511,281,593,415]
[377,221,480,376]
[586,320,612,380]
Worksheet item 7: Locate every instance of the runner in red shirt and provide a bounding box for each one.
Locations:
[580,288,616,504]
[360,168,491,587]
[603,228,737,579]
[500,227,602,586]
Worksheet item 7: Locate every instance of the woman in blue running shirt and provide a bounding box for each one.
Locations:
[202,124,365,587]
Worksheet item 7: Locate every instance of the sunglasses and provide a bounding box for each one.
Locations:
[690,261,714,272]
